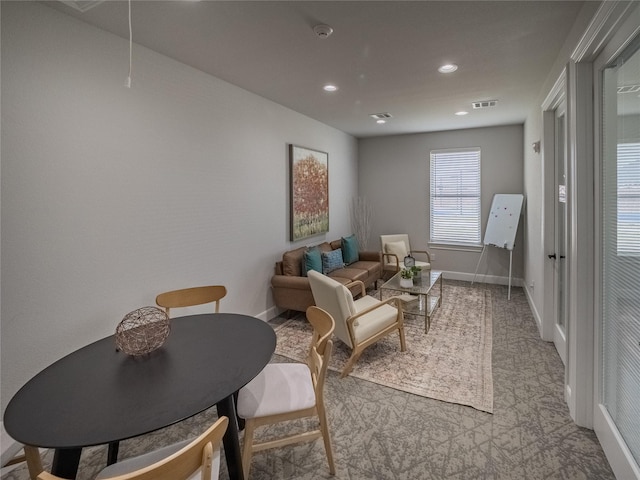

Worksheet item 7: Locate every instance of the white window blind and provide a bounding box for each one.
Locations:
[429,148,481,245]
[616,142,640,255]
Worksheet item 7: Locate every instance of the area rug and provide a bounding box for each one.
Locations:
[274,284,493,413]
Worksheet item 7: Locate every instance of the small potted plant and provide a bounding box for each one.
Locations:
[399,268,414,288]
[411,265,422,284]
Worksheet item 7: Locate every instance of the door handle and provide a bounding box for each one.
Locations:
[560,255,566,259]
[548,254,556,259]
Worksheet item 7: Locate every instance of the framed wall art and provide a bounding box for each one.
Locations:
[289,144,329,241]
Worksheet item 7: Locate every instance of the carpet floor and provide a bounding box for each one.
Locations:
[274,284,493,412]
[2,281,615,480]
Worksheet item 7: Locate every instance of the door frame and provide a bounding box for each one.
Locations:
[541,69,567,347]
[587,2,640,478]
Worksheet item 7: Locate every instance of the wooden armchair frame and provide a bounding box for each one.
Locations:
[307,270,406,378]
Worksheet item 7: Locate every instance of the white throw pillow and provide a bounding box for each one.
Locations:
[384,241,407,264]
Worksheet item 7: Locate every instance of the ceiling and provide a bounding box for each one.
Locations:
[44,0,592,138]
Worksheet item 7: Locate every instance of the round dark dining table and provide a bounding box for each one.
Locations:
[3,313,276,480]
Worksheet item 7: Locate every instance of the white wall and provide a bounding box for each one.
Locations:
[0,2,358,412]
[522,1,600,330]
[358,125,524,283]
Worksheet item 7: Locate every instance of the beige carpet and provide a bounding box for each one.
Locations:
[274,284,493,413]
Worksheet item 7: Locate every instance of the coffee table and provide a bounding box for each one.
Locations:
[380,270,443,333]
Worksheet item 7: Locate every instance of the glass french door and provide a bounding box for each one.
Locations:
[552,103,568,364]
[600,34,640,469]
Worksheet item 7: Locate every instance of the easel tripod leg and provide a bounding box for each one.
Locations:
[472,245,486,284]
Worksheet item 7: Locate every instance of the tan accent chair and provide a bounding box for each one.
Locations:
[237,306,336,477]
[38,417,228,480]
[307,270,406,377]
[155,286,227,317]
[380,234,431,278]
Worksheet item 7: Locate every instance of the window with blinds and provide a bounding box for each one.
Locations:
[429,148,481,245]
[617,143,640,255]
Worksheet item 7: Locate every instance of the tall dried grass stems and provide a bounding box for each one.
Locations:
[351,197,372,250]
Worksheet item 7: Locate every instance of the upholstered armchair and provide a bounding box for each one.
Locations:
[307,270,406,377]
[380,234,431,278]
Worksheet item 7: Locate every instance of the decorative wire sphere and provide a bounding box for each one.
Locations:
[116,306,170,356]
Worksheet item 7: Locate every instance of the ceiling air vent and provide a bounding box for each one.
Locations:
[472,100,498,109]
[369,113,393,120]
[617,85,640,94]
[58,1,105,13]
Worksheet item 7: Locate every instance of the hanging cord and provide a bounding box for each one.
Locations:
[125,0,132,88]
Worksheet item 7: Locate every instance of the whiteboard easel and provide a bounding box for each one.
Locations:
[472,194,524,299]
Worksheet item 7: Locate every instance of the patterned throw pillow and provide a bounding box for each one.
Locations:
[321,248,344,274]
[341,235,359,265]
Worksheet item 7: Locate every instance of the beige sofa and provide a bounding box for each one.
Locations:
[271,239,382,314]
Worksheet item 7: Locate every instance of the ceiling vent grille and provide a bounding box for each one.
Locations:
[618,84,640,94]
[472,100,498,109]
[58,1,105,13]
[369,113,393,120]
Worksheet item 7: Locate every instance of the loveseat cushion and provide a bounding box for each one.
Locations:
[349,260,381,278]
[329,267,368,284]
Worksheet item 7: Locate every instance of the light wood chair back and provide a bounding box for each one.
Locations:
[307,270,406,377]
[37,416,228,480]
[1,421,43,480]
[155,286,227,317]
[236,306,336,477]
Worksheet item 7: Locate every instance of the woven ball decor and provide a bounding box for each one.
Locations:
[116,306,170,356]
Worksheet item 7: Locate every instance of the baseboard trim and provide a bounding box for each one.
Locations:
[442,271,523,287]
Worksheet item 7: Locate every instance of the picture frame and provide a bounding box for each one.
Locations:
[289,144,329,241]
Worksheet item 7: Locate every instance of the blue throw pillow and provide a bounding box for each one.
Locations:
[341,235,359,265]
[302,247,322,276]
[321,248,344,274]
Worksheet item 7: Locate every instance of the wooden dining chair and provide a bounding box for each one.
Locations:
[236,306,336,477]
[36,416,228,480]
[1,421,44,480]
[155,285,227,317]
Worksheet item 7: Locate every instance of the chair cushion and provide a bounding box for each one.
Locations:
[307,271,355,348]
[352,296,399,344]
[95,439,221,480]
[384,241,408,267]
[237,363,315,419]
[341,235,359,265]
[321,248,344,274]
[301,246,322,276]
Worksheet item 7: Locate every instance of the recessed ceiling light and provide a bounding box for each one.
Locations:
[455,111,469,116]
[376,119,386,124]
[438,64,458,74]
[323,84,338,92]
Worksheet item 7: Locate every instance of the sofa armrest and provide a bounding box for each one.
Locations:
[358,250,381,262]
[271,274,311,290]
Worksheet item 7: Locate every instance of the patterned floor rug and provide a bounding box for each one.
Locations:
[274,284,494,413]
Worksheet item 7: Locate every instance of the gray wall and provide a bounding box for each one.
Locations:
[358,125,524,283]
[1,2,358,412]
